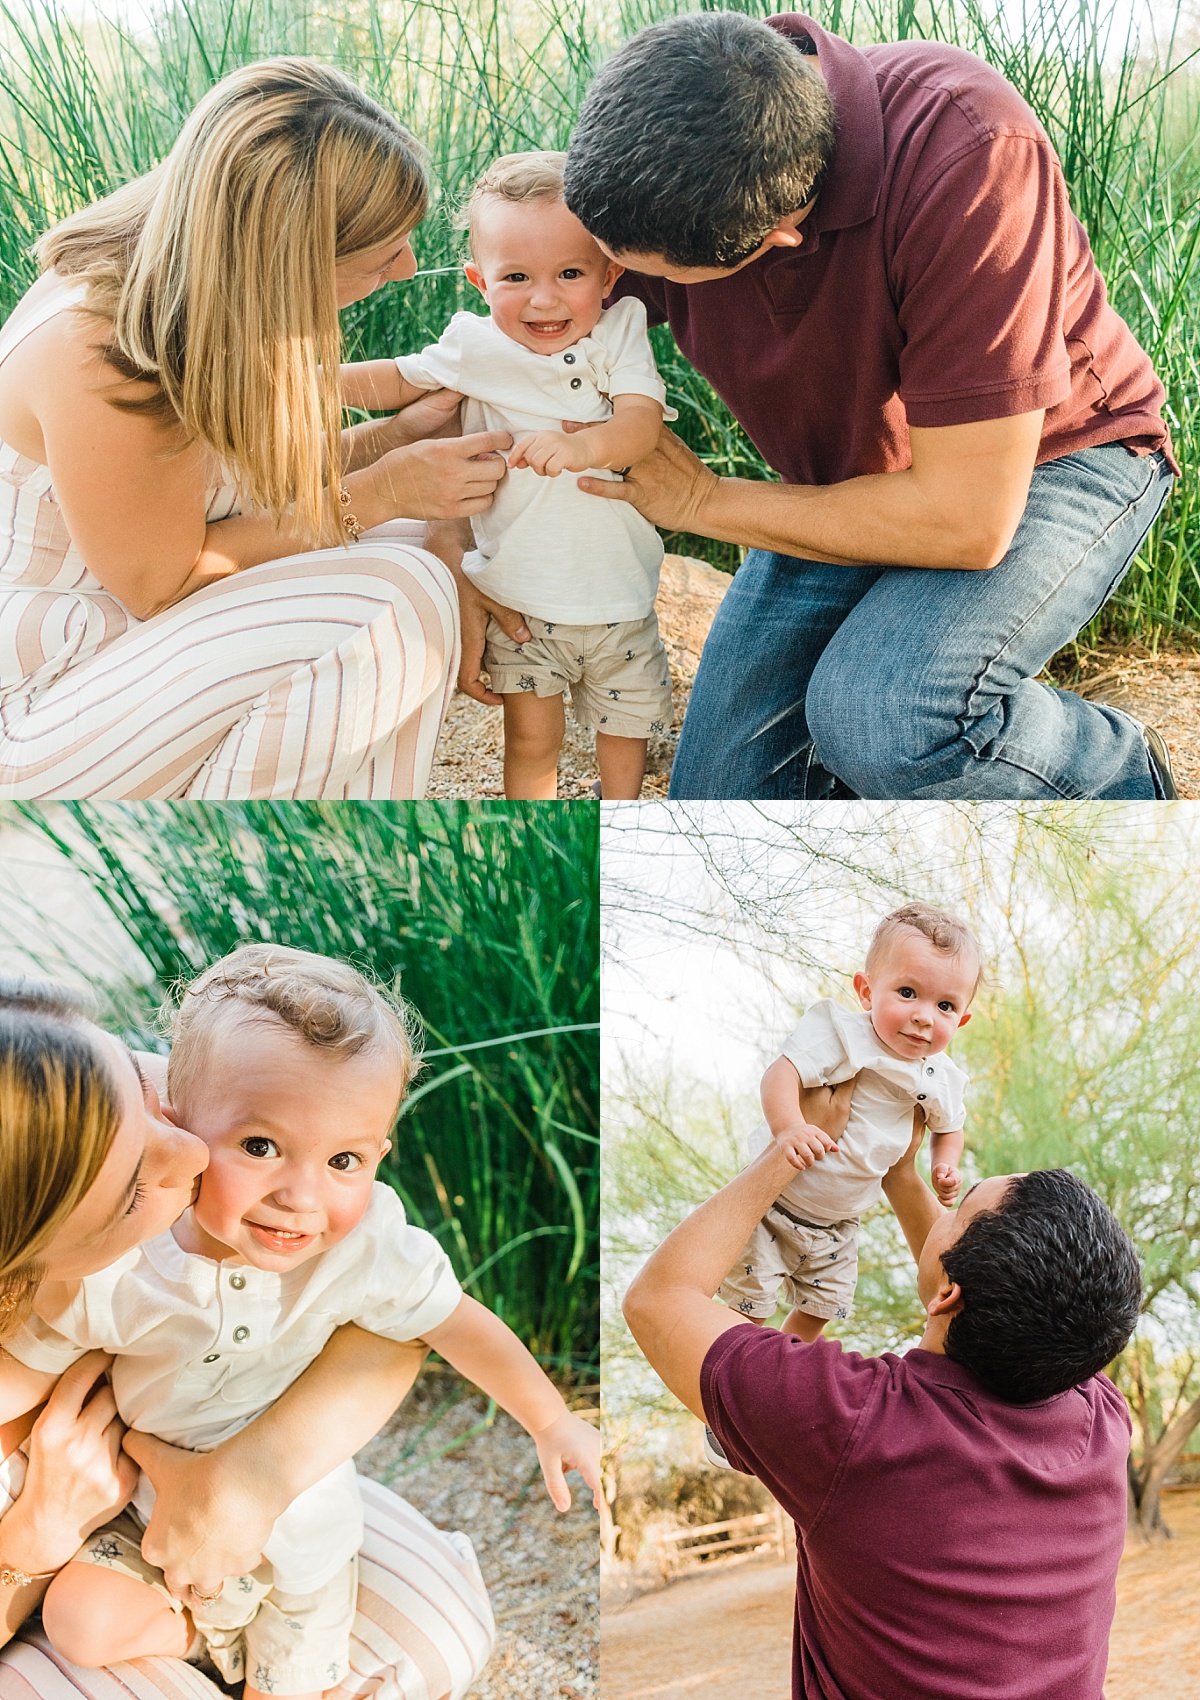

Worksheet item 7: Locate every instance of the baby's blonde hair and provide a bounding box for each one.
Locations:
[166,944,419,1119]
[462,150,567,258]
[866,903,983,997]
[37,58,428,546]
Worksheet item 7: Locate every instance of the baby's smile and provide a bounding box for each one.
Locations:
[244,1217,320,1256]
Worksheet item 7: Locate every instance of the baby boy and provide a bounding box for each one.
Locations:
[720,902,978,1342]
[1,945,599,1694]
[341,151,676,801]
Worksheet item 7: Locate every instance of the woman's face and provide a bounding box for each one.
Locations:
[37,1030,208,1281]
[335,234,418,309]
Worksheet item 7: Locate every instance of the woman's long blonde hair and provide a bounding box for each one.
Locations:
[37,59,428,544]
[0,981,120,1337]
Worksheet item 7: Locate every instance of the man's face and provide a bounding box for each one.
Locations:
[598,203,817,285]
[917,1174,1017,1314]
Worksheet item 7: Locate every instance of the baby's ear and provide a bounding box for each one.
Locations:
[464,262,487,297]
[957,1011,972,1028]
[602,258,625,295]
[378,1140,392,1161]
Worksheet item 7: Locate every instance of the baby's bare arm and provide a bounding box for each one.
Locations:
[929,1128,966,1203]
[761,1055,803,1136]
[509,395,663,476]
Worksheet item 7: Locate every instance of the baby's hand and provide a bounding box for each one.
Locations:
[772,1119,838,1172]
[531,1409,601,1513]
[508,430,591,477]
[932,1163,962,1205]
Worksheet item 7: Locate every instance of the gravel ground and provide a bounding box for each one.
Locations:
[428,555,1200,800]
[355,1368,599,1698]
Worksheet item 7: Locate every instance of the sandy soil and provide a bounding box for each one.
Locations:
[598,1487,1200,1699]
[428,556,1200,800]
[356,1368,598,1698]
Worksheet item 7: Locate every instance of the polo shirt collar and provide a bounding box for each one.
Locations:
[767,13,884,236]
[903,1346,1073,1409]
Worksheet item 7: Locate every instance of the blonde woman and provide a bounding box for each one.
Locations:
[0,979,493,1697]
[0,59,523,798]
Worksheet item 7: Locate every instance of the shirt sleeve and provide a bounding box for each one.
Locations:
[923,1060,968,1134]
[891,134,1074,427]
[351,1188,464,1342]
[701,1327,882,1530]
[395,314,470,393]
[595,297,678,420]
[777,1003,855,1090]
[4,1283,94,1375]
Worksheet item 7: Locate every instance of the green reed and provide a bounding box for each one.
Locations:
[10,801,600,1372]
[0,0,1197,634]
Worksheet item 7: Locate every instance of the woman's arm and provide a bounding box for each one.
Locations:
[32,315,513,619]
[0,1353,136,1647]
[126,1325,429,1601]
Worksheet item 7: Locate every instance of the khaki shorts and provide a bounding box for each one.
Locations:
[718,1204,859,1322]
[483,613,673,738]
[75,1510,357,1694]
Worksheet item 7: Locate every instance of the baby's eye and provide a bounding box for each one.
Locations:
[328,1151,364,1172]
[897,986,915,999]
[560,268,584,279]
[938,1000,956,1013]
[502,272,528,283]
[241,1136,279,1159]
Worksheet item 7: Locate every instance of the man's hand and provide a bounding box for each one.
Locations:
[123,1430,270,1604]
[451,560,531,706]
[530,1410,602,1514]
[771,1118,839,1171]
[575,425,720,532]
[509,430,592,477]
[931,1163,963,1206]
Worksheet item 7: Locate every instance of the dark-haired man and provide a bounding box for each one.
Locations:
[623,1087,1141,1699]
[564,12,1178,801]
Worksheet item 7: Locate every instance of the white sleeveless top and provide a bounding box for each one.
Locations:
[0,275,239,705]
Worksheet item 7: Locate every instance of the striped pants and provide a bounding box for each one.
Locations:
[0,530,459,800]
[0,1480,495,1700]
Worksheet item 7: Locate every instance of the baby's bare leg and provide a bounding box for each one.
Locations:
[42,1561,192,1665]
[595,732,647,800]
[780,1309,829,1342]
[244,1689,323,1700]
[502,692,565,799]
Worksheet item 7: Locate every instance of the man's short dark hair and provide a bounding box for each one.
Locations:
[941,1170,1141,1404]
[564,13,837,269]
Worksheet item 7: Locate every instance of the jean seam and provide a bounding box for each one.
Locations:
[956,455,1170,788]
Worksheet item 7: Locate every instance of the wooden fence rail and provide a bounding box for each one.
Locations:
[656,1506,790,1581]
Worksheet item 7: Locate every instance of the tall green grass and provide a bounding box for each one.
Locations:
[9,801,599,1373]
[0,0,1197,633]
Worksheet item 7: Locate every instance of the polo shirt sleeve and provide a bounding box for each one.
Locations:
[891,134,1074,427]
[595,298,678,420]
[395,313,471,392]
[351,1186,464,1341]
[777,1002,855,1089]
[701,1327,882,1529]
[923,1059,968,1133]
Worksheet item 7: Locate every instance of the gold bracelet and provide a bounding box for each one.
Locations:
[0,1561,57,1587]
[339,484,363,543]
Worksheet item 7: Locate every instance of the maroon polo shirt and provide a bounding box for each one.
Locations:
[612,14,1175,485]
[701,1326,1130,1700]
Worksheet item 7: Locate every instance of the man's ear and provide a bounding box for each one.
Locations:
[927,1277,963,1320]
[464,262,487,297]
[957,1011,973,1029]
[761,218,804,251]
[602,258,625,295]
[852,970,872,1012]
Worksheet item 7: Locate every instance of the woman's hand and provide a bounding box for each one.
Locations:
[122,1430,273,1603]
[575,425,722,534]
[361,431,513,523]
[454,566,531,706]
[1,1353,136,1577]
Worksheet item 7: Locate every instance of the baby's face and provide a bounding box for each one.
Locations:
[464,196,624,356]
[172,1015,400,1272]
[853,933,975,1062]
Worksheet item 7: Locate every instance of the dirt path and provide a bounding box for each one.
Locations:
[428,556,1200,800]
[599,1487,1200,1699]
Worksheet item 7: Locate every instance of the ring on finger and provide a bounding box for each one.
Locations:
[190,1583,223,1603]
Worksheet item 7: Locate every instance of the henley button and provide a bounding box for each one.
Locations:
[917,1094,926,1101]
[229,1272,246,1289]
[232,1325,250,1342]
[926,1067,935,1074]
[203,1353,220,1363]
[569,377,582,389]
[563,353,576,364]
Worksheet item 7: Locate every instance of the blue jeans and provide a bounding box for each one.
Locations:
[669,444,1175,799]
